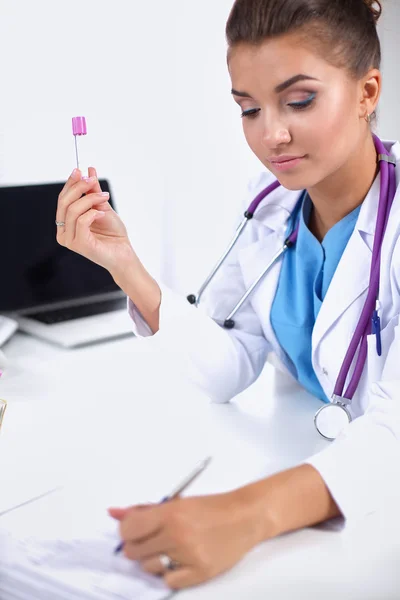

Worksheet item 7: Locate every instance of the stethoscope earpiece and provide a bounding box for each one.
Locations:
[187,295,197,305]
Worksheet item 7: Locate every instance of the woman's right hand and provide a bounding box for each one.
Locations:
[56,167,161,333]
[56,167,138,277]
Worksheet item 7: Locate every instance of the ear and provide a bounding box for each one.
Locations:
[359,68,382,119]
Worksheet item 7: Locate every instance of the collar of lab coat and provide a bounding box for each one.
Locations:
[357,139,400,239]
[251,139,400,246]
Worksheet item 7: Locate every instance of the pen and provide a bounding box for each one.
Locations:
[114,456,212,554]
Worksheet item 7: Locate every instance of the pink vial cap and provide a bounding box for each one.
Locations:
[72,116,87,136]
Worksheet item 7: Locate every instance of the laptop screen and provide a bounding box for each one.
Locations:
[0,180,121,312]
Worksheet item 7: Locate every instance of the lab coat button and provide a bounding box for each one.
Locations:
[322,368,328,376]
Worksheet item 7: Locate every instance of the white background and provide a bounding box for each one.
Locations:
[0,0,399,293]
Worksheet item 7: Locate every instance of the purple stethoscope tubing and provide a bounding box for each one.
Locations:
[333,135,396,403]
[187,134,396,404]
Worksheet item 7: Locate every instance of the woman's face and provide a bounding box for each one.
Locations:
[228,35,365,191]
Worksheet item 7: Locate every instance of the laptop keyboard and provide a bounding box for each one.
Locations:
[27,297,127,324]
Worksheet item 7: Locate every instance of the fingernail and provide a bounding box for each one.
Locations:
[100,192,109,197]
[71,168,78,179]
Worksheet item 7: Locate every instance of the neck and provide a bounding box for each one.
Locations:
[307,134,380,242]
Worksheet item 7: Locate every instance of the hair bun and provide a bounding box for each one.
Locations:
[364,0,383,24]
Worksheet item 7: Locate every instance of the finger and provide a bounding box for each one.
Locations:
[62,191,110,246]
[108,503,155,521]
[164,568,198,590]
[71,209,105,247]
[123,531,172,562]
[58,168,82,202]
[120,506,164,544]
[56,176,100,226]
[140,553,183,577]
[55,168,82,231]
[57,208,104,249]
[139,556,166,576]
[87,167,102,193]
[108,508,131,521]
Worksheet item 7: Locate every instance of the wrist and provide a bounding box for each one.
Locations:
[112,258,161,333]
[231,483,279,548]
[234,465,341,543]
[114,262,160,307]
[110,252,142,291]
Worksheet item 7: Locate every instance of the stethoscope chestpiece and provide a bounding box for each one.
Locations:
[314,396,352,441]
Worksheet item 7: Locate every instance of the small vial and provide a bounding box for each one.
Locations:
[72,116,88,177]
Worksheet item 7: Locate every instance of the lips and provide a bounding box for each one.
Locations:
[268,156,305,172]
[269,155,304,164]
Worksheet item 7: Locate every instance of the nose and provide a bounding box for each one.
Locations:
[260,113,291,148]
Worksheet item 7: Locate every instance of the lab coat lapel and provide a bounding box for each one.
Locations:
[238,227,293,372]
[312,169,383,350]
[238,185,304,372]
[238,230,284,291]
[311,228,371,350]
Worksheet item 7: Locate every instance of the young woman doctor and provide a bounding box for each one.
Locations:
[56,0,400,590]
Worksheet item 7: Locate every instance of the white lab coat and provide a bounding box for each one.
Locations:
[129,139,400,525]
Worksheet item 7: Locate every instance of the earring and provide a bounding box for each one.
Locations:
[365,113,371,123]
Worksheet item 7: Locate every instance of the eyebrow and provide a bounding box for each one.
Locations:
[231,74,319,98]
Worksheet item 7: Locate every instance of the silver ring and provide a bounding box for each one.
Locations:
[159,553,179,571]
[55,220,66,227]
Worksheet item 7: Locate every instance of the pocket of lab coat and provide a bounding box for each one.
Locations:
[367,314,399,384]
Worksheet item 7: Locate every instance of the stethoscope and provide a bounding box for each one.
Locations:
[187,134,397,441]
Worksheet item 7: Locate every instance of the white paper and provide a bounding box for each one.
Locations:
[0,487,172,600]
[0,401,62,517]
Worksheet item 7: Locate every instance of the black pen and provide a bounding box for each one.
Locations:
[114,456,212,554]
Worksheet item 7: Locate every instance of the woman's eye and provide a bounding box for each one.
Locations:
[288,92,317,111]
[240,92,317,118]
[241,108,261,119]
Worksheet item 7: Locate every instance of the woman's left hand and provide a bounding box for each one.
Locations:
[108,490,263,590]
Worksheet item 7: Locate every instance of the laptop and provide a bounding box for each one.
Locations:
[0,180,134,348]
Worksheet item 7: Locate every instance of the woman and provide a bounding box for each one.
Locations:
[56,0,400,590]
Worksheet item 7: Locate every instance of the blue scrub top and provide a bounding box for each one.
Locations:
[270,192,361,403]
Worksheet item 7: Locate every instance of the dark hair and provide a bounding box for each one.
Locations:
[226,0,382,79]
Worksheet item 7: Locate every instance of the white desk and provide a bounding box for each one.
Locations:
[1,332,399,599]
